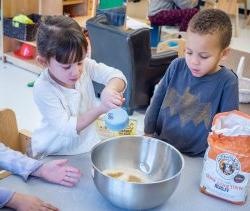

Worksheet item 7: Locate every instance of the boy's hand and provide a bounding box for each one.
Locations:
[6,192,58,211]
[32,159,81,187]
[100,87,125,111]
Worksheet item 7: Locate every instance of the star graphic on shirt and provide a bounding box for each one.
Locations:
[162,87,211,128]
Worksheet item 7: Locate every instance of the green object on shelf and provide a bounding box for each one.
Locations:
[99,0,124,9]
[13,14,34,24]
[27,81,35,87]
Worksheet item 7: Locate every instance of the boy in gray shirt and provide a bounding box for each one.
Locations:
[144,9,239,156]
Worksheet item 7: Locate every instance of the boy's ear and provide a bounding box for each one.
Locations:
[220,47,230,61]
[36,55,48,67]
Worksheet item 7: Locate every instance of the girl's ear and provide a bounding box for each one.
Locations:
[36,55,48,67]
[220,47,230,61]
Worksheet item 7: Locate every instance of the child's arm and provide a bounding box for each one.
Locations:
[219,74,239,112]
[85,58,127,91]
[144,61,175,135]
[0,188,14,209]
[31,159,81,187]
[100,78,126,109]
[105,77,126,93]
[0,143,43,181]
[5,192,58,211]
[76,84,125,133]
[33,77,121,139]
[76,105,107,133]
[144,77,167,135]
[33,86,80,140]
[76,78,125,133]
[74,58,127,133]
[0,143,81,187]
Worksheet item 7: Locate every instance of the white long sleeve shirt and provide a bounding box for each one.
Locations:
[31,58,127,157]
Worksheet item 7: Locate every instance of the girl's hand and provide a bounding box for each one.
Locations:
[100,87,125,111]
[32,159,81,187]
[6,192,58,211]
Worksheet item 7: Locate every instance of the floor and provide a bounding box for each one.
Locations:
[0,15,250,134]
[231,17,250,53]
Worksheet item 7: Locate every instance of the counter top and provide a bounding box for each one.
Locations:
[0,153,249,211]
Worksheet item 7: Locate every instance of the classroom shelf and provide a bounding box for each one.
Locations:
[1,0,93,72]
[15,39,37,47]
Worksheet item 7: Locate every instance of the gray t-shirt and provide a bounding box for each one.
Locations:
[144,58,239,156]
[148,0,198,16]
[0,143,43,208]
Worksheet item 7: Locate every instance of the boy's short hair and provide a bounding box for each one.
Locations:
[188,9,232,49]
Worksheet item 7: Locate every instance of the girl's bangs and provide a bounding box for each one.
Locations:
[55,32,85,64]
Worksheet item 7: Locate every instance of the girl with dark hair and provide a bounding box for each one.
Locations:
[31,16,127,158]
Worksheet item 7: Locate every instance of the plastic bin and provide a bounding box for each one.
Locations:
[150,25,161,47]
[3,14,42,41]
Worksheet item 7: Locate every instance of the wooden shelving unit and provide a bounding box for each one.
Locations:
[0,0,91,74]
[15,39,37,47]
[38,0,89,16]
[0,0,42,73]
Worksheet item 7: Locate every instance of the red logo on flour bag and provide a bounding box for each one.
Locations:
[200,110,250,205]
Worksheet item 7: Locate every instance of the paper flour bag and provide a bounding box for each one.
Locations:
[200,110,250,205]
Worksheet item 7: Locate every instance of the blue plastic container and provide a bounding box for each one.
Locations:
[105,108,129,131]
[150,25,161,47]
[167,41,178,47]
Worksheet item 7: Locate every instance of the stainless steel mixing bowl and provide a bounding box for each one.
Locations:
[91,136,184,210]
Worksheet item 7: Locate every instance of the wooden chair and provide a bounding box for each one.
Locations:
[0,109,31,179]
